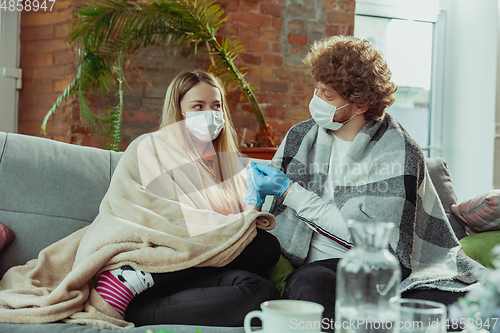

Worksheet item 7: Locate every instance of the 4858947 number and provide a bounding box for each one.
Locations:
[1,0,56,11]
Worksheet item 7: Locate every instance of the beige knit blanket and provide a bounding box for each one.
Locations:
[0,124,275,329]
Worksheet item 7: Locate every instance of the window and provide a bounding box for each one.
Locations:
[0,11,21,133]
[354,1,445,157]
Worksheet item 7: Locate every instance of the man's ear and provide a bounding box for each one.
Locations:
[355,105,369,115]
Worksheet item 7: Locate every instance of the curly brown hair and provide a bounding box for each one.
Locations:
[304,35,397,121]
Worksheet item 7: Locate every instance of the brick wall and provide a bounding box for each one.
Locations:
[18,0,355,150]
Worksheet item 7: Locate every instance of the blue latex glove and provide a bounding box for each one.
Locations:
[244,164,266,206]
[252,162,293,197]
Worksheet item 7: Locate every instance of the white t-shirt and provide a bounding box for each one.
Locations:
[282,132,353,263]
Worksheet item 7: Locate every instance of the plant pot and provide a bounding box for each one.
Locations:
[239,147,278,160]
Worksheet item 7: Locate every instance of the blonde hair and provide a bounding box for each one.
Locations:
[304,35,397,121]
[160,70,246,215]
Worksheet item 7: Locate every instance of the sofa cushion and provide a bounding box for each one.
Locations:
[425,157,467,239]
[451,190,500,232]
[0,223,14,251]
[460,230,500,268]
[0,132,123,277]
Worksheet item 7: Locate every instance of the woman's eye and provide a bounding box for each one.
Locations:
[212,104,221,110]
[193,104,202,110]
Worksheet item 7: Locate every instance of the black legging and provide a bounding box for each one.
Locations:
[283,258,467,333]
[124,229,281,326]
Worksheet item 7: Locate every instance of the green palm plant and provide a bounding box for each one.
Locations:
[42,0,275,151]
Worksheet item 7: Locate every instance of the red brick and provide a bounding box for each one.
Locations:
[250,66,273,78]
[288,19,306,31]
[326,25,342,36]
[20,54,53,68]
[33,64,75,80]
[263,54,283,67]
[261,80,288,93]
[264,105,286,118]
[123,110,155,123]
[327,12,355,24]
[228,12,272,28]
[289,109,311,120]
[263,30,281,41]
[240,25,263,40]
[272,42,282,53]
[261,3,284,17]
[240,0,261,13]
[54,51,74,65]
[347,24,354,35]
[26,11,73,26]
[342,0,356,12]
[18,92,62,109]
[293,82,314,95]
[276,67,307,81]
[18,120,47,136]
[22,69,34,79]
[259,92,289,105]
[240,53,262,65]
[290,44,308,55]
[323,1,340,10]
[54,0,73,10]
[20,26,54,41]
[25,39,69,54]
[219,0,239,12]
[55,23,72,39]
[288,33,307,45]
[21,12,27,27]
[294,94,314,107]
[267,119,294,132]
[273,18,283,30]
[54,78,74,92]
[22,80,54,93]
[217,23,239,38]
[240,39,269,53]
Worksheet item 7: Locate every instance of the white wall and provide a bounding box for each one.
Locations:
[440,0,497,201]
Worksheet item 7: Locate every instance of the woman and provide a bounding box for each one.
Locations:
[0,70,280,329]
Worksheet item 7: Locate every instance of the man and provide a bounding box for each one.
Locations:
[245,35,483,330]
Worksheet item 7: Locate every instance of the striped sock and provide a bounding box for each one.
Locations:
[96,266,154,316]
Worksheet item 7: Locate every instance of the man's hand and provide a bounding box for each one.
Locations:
[251,163,293,197]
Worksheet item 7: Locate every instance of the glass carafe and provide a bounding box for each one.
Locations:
[335,220,401,333]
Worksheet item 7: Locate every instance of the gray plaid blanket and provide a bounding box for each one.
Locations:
[269,113,483,292]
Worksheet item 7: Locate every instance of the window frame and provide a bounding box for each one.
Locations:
[0,11,21,134]
[355,0,446,157]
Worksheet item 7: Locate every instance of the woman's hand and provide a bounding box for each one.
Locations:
[251,163,293,197]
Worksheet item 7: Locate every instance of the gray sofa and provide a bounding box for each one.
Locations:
[0,131,473,332]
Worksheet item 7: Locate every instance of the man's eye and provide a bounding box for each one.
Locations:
[323,92,334,100]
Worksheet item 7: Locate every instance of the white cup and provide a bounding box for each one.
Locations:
[399,299,447,333]
[244,299,324,333]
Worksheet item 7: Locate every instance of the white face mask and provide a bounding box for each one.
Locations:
[309,91,355,131]
[183,111,225,142]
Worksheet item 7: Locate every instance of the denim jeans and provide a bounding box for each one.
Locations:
[124,228,281,326]
[283,258,467,333]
